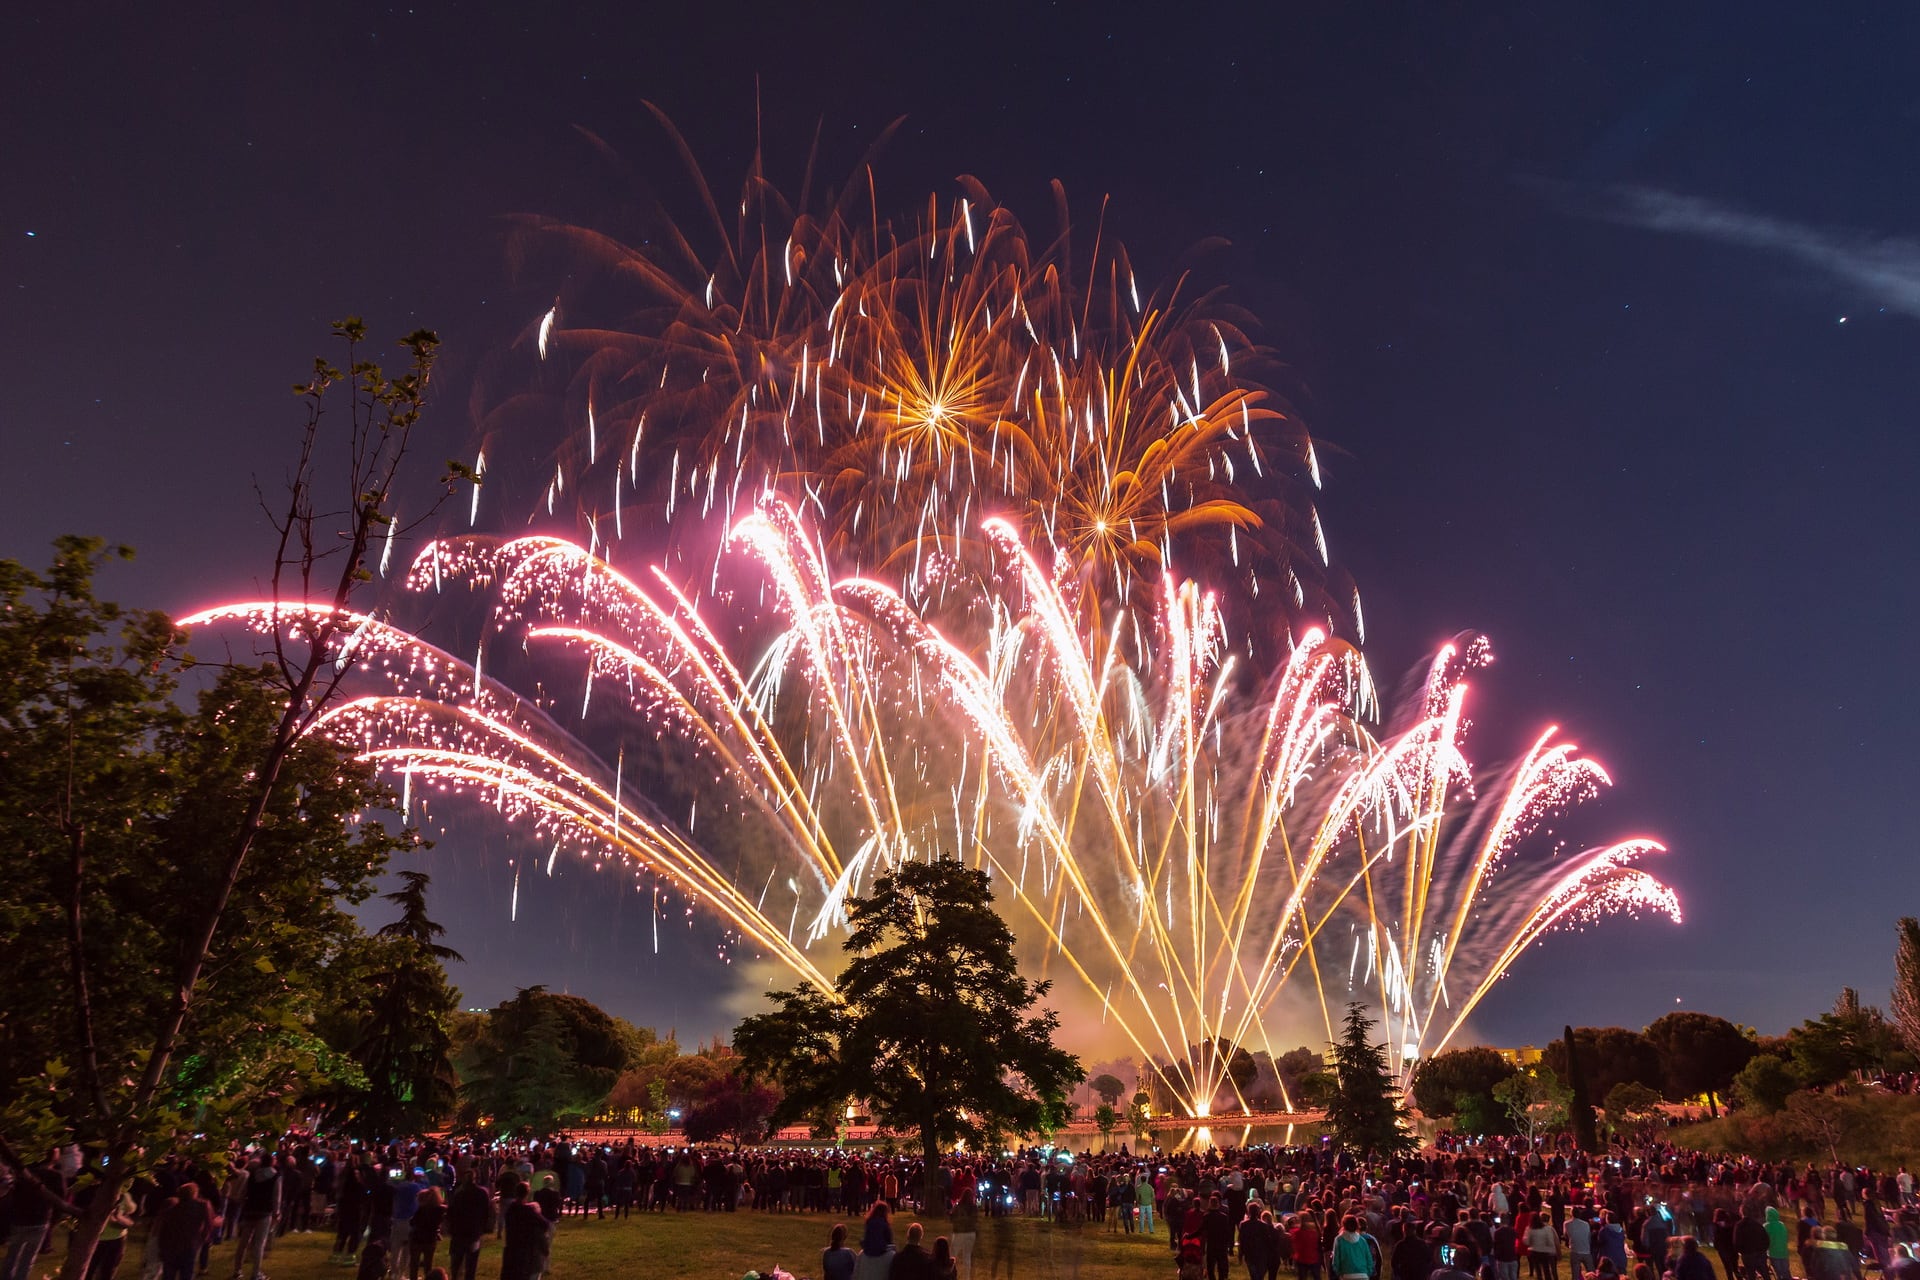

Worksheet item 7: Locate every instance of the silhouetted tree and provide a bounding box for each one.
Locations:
[1324,1004,1411,1156]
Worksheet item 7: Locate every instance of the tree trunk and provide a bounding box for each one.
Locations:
[922,1126,943,1218]
[60,1162,130,1280]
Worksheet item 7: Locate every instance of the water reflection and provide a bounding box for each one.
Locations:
[1166,1122,1300,1152]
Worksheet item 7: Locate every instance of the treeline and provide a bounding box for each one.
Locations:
[1412,920,1920,1151]
[446,988,780,1143]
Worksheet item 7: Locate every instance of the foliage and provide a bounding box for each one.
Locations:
[1093,1103,1118,1138]
[1410,1047,1516,1130]
[457,988,642,1133]
[1492,1066,1571,1145]
[1323,1003,1411,1156]
[1089,1074,1128,1108]
[1643,1011,1754,1116]
[1602,1082,1665,1137]
[1784,995,1898,1088]
[733,858,1083,1204]
[1730,1054,1798,1114]
[323,872,462,1138]
[1671,1089,1920,1170]
[0,538,412,1169]
[682,1070,783,1148]
[1541,1027,1661,1102]
[1128,1093,1153,1142]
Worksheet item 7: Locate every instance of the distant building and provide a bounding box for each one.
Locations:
[1489,1045,1544,1067]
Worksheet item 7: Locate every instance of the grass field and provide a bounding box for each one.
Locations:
[44,1205,1756,1280]
[58,1210,1193,1280]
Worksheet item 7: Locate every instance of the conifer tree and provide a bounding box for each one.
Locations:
[1323,1003,1411,1156]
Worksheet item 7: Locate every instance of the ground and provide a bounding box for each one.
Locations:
[51,1210,1196,1280]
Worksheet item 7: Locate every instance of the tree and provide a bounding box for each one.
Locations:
[1643,1012,1754,1116]
[1895,919,1920,1062]
[457,988,640,1133]
[1275,1047,1324,1109]
[1541,1028,1661,1102]
[1782,1003,1893,1089]
[1410,1047,1516,1129]
[1562,1026,1600,1153]
[1730,1055,1797,1115]
[1493,1067,1572,1146]
[1128,1092,1154,1143]
[1602,1082,1665,1138]
[327,872,463,1138]
[733,858,1083,1207]
[1323,1004,1411,1156]
[1094,1104,1118,1143]
[683,1070,782,1149]
[0,539,420,1280]
[0,321,463,1280]
[1785,1091,1853,1165]
[1090,1073,1128,1108]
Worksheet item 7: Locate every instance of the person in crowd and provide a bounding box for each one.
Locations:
[855,1200,896,1280]
[230,1154,280,1280]
[823,1224,858,1280]
[444,1168,492,1280]
[950,1189,979,1279]
[1526,1213,1561,1280]
[496,1178,550,1280]
[409,1187,446,1280]
[1767,1206,1793,1280]
[153,1186,219,1280]
[1332,1214,1376,1280]
[929,1237,959,1280]
[891,1222,934,1280]
[1672,1237,1715,1280]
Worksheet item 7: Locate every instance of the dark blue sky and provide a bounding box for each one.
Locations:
[4,3,1916,1048]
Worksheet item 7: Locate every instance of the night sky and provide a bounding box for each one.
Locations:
[6,4,1917,1050]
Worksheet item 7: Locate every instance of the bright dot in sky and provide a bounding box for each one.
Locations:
[1838,316,1848,324]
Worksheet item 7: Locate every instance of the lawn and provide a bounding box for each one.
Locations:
[70,1210,1187,1280]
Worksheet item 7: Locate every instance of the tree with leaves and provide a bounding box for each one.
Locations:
[325,872,463,1138]
[0,542,412,1229]
[1643,1011,1754,1116]
[733,858,1083,1208]
[1730,1055,1797,1114]
[1323,1004,1411,1156]
[0,320,466,1280]
[1601,1082,1664,1138]
[683,1070,782,1149]
[1128,1091,1154,1143]
[1493,1067,1572,1146]
[1411,1047,1516,1132]
[1541,1028,1661,1105]
[457,988,642,1133]
[1089,1073,1128,1108]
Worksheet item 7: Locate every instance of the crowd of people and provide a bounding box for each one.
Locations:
[5,1132,1920,1280]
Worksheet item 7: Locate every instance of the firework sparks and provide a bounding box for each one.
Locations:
[187,497,1676,1116]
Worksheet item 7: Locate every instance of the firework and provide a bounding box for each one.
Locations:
[187,142,1677,1117]
[482,120,1351,646]
[186,500,1677,1117]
